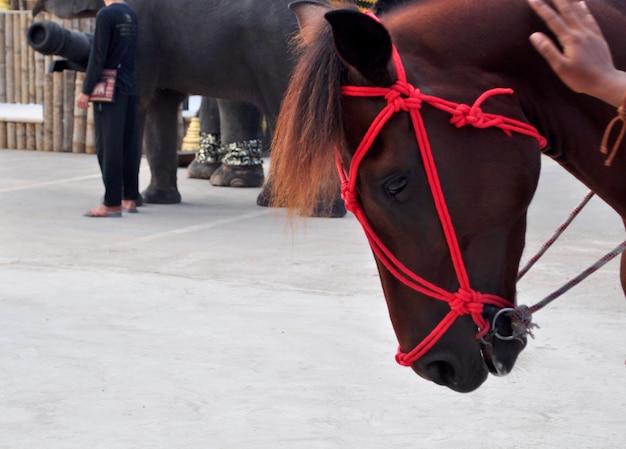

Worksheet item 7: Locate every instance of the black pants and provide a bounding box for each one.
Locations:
[93,92,140,207]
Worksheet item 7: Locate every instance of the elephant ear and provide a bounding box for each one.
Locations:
[32,0,104,18]
[324,9,393,85]
[72,0,105,17]
[289,1,333,46]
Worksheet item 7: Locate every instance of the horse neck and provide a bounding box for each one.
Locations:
[521,1,626,218]
[388,0,626,218]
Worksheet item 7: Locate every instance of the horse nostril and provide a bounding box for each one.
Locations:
[425,360,456,386]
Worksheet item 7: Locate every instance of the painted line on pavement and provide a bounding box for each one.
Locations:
[0,174,101,193]
[131,209,272,243]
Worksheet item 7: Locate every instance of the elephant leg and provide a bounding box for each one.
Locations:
[209,100,265,188]
[142,89,186,204]
[254,115,346,218]
[253,110,346,217]
[256,174,347,218]
[188,97,224,179]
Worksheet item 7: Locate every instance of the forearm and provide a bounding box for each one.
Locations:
[587,69,626,107]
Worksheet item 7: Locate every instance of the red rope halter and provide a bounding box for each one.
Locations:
[336,13,547,367]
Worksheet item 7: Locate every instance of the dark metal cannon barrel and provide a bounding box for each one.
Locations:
[27,20,93,71]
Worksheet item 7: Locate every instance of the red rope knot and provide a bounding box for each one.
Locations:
[340,181,359,213]
[449,88,515,131]
[450,288,485,316]
[449,103,505,130]
[451,288,491,337]
[385,81,423,112]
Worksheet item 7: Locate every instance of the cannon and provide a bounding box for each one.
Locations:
[27,20,92,72]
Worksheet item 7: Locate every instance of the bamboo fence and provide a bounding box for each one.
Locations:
[0,10,96,153]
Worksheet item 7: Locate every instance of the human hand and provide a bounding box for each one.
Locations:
[527,0,626,106]
[77,92,90,109]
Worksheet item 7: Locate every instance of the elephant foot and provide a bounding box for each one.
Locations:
[308,196,347,218]
[187,160,222,179]
[209,164,264,188]
[256,182,272,207]
[141,186,182,204]
[256,180,346,218]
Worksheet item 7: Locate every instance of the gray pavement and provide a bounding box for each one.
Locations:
[0,149,624,448]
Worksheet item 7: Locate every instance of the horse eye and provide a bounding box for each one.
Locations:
[385,175,408,198]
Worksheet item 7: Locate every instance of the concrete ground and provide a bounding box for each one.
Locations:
[0,149,624,449]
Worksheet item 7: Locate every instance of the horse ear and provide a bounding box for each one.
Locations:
[289,1,332,46]
[324,9,393,84]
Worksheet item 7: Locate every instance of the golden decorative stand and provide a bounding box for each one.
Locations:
[178,116,200,167]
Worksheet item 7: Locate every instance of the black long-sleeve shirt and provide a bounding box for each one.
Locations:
[82,2,138,96]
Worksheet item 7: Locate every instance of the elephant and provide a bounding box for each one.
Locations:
[187,97,265,188]
[32,0,299,204]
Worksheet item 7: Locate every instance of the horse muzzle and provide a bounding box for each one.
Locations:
[480,306,530,376]
[412,351,490,393]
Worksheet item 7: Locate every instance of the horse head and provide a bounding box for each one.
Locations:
[329,9,548,392]
[272,0,556,392]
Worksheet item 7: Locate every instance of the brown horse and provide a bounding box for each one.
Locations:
[269,0,626,392]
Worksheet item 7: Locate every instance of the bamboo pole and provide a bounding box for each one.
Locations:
[13,12,27,149]
[4,12,13,103]
[43,72,53,151]
[19,11,27,104]
[12,13,21,106]
[6,123,15,149]
[0,14,6,149]
[15,122,25,149]
[5,12,15,149]
[85,105,95,154]
[63,70,74,152]
[25,13,37,150]
[0,13,5,102]
[27,15,35,104]
[6,124,15,148]
[35,122,43,150]
[34,40,45,150]
[27,14,34,101]
[25,123,35,150]
[73,72,87,153]
[34,50,44,104]
[52,70,63,151]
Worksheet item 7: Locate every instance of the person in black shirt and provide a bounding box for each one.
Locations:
[79,0,140,217]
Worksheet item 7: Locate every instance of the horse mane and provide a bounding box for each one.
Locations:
[268,12,351,215]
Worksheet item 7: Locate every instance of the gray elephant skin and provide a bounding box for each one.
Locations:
[32,0,299,204]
